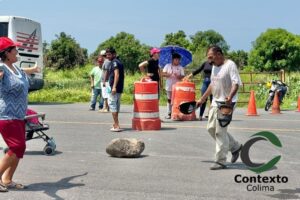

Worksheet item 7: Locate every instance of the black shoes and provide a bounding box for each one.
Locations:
[210,144,243,170]
[231,144,243,163]
[210,162,227,170]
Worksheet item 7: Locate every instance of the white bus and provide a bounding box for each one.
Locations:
[0,16,44,91]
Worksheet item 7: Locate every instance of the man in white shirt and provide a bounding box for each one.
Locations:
[196,45,242,170]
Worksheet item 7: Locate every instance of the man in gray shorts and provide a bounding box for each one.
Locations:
[104,47,124,132]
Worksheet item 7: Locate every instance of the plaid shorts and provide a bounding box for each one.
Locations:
[108,93,122,112]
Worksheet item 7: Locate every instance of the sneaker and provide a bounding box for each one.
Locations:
[102,108,109,113]
[89,108,95,111]
[231,144,243,163]
[210,162,227,170]
[110,127,123,132]
[165,114,171,119]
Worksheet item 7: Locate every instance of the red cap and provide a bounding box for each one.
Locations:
[0,37,22,52]
[150,47,160,55]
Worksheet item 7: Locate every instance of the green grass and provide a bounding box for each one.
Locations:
[29,66,300,109]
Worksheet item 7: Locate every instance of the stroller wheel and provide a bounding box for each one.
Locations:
[43,145,55,156]
[47,138,56,150]
[3,147,9,154]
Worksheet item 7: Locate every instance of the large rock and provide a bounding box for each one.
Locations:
[106,138,145,158]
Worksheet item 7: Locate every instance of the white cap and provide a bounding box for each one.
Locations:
[100,50,106,56]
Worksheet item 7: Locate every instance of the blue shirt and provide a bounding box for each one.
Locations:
[108,58,124,93]
[0,64,29,120]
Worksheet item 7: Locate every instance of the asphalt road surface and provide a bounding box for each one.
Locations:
[0,103,299,200]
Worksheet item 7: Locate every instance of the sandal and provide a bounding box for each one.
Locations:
[0,183,8,192]
[2,181,27,190]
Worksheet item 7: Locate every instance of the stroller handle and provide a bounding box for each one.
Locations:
[25,113,46,120]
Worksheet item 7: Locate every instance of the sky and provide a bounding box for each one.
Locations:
[1,0,300,55]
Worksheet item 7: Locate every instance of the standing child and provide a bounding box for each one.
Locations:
[162,53,185,119]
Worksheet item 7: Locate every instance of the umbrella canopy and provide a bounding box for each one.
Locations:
[159,45,192,68]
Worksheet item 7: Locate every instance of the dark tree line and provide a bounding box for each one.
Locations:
[44,28,300,72]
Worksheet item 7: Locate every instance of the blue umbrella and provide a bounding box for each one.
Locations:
[159,45,192,68]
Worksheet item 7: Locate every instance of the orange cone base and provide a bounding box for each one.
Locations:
[246,113,259,116]
[132,118,161,131]
[270,110,281,114]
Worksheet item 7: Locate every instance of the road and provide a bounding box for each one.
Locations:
[1,103,299,200]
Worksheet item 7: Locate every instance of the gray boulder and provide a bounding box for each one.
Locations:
[106,138,145,158]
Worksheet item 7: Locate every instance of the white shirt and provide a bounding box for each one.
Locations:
[210,59,242,106]
[163,63,185,91]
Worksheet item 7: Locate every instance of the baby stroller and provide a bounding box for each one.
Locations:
[24,109,56,155]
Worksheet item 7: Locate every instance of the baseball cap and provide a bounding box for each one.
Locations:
[100,50,106,56]
[150,47,160,55]
[0,37,21,52]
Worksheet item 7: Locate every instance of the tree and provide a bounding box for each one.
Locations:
[227,50,248,69]
[161,30,191,50]
[248,28,300,71]
[91,32,150,73]
[190,30,230,54]
[45,32,88,69]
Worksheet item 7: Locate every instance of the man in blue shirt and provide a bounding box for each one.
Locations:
[105,47,124,132]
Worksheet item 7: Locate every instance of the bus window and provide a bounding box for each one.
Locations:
[20,61,36,68]
[20,61,36,76]
[0,22,8,37]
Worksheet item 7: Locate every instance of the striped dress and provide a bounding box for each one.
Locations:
[0,64,29,120]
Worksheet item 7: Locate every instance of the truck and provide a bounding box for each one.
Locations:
[0,16,44,91]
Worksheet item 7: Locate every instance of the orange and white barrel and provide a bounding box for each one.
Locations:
[132,77,161,130]
[172,81,196,121]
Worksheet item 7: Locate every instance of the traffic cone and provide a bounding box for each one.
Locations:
[271,91,281,114]
[296,95,300,112]
[246,90,258,116]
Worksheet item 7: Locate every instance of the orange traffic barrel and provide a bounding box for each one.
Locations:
[132,77,161,130]
[296,95,300,112]
[172,81,196,121]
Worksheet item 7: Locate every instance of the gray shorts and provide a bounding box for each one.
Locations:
[108,93,122,112]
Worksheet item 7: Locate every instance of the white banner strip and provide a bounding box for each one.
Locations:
[175,86,195,92]
[133,112,160,118]
[134,94,158,100]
